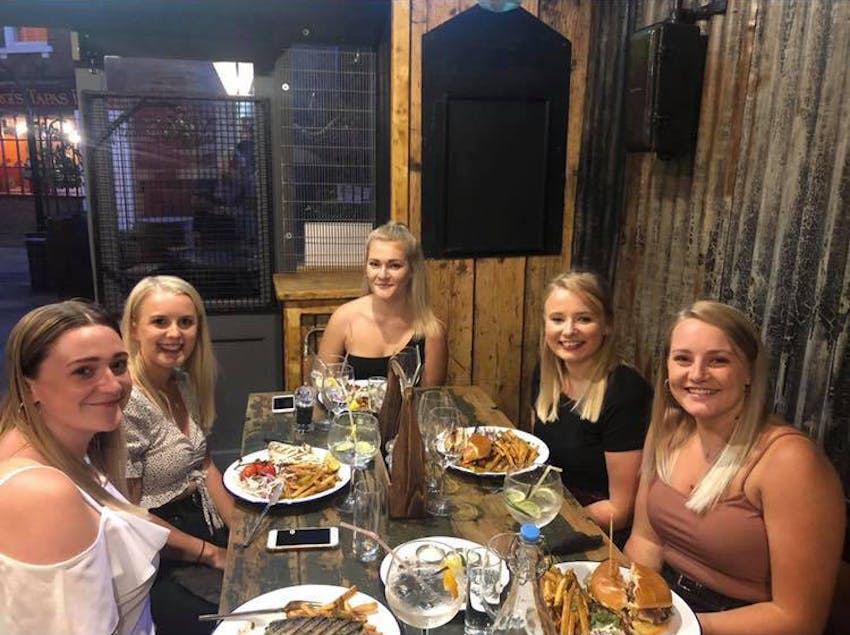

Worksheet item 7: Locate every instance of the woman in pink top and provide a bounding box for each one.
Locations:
[625,301,844,635]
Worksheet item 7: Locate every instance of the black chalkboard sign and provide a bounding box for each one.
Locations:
[421,6,571,258]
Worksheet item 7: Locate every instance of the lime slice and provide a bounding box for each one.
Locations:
[354,441,376,456]
[505,490,542,519]
[333,440,354,453]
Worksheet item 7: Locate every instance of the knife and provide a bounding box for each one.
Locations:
[198,600,323,622]
[239,481,283,549]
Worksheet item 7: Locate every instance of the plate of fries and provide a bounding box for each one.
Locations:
[223,443,351,505]
[212,584,400,635]
[450,426,549,477]
[542,562,699,635]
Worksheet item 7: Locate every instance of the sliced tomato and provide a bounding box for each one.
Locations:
[240,460,277,480]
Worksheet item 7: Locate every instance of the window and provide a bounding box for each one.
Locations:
[1,26,53,58]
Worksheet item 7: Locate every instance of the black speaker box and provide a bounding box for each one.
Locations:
[625,21,707,159]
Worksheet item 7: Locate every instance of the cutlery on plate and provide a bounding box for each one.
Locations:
[239,481,283,549]
[198,600,322,622]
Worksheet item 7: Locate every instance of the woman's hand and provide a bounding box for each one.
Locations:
[199,541,228,570]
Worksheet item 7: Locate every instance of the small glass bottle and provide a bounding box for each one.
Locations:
[294,383,314,433]
[490,524,556,635]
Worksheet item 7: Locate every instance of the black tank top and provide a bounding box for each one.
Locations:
[345,337,425,380]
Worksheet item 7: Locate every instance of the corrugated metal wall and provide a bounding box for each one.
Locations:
[612,0,850,490]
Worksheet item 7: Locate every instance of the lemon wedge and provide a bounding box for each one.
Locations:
[323,454,340,471]
[442,552,465,599]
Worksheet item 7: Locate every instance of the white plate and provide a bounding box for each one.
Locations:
[222,447,351,505]
[211,584,401,635]
[554,561,700,635]
[448,426,550,477]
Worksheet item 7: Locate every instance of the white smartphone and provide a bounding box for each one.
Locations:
[266,527,339,551]
[271,393,295,413]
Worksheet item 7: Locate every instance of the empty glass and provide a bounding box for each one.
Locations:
[417,389,455,492]
[425,406,467,517]
[311,353,345,430]
[319,361,353,431]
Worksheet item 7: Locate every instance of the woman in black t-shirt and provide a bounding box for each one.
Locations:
[531,272,652,542]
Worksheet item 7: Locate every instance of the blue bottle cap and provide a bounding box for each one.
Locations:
[519,523,540,542]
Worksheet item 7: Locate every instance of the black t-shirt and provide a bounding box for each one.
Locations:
[531,364,652,504]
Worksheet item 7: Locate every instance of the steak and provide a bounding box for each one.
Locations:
[264,616,366,635]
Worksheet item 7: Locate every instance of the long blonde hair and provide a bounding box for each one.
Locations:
[122,276,217,431]
[642,300,770,513]
[364,221,442,339]
[535,272,619,423]
[0,301,136,511]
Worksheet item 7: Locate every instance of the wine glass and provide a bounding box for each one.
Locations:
[385,538,467,634]
[319,361,353,430]
[502,464,564,528]
[311,353,345,430]
[417,389,454,492]
[328,411,379,513]
[425,406,467,517]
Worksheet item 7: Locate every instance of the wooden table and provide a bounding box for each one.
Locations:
[221,386,624,632]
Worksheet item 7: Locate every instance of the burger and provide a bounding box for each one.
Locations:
[461,433,492,463]
[627,563,674,635]
[588,560,673,635]
[587,560,629,634]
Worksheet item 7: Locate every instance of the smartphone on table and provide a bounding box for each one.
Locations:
[271,393,295,414]
[266,527,339,551]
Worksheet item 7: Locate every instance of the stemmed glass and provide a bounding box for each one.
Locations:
[417,389,454,492]
[502,464,564,528]
[425,406,468,517]
[319,361,353,431]
[327,411,379,513]
[311,354,346,430]
[385,538,467,634]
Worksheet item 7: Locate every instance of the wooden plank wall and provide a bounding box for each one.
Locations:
[612,0,850,491]
[390,0,591,425]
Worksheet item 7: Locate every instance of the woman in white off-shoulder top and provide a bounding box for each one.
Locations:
[0,300,168,635]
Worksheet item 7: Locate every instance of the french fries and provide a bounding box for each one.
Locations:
[541,566,591,635]
[279,458,340,499]
[284,585,380,634]
[461,430,539,473]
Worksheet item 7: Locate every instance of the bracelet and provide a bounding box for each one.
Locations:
[196,540,206,564]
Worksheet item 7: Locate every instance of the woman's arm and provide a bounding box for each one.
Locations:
[421,325,448,386]
[204,455,235,527]
[585,449,642,531]
[0,468,100,564]
[623,470,664,570]
[696,437,845,635]
[127,475,227,570]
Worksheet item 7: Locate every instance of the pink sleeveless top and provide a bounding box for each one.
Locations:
[647,427,805,602]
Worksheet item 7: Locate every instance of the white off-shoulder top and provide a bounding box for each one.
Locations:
[0,465,169,635]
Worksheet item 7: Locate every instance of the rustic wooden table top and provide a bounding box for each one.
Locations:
[220,386,625,632]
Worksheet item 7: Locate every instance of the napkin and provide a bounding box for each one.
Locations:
[388,386,427,518]
[547,530,604,557]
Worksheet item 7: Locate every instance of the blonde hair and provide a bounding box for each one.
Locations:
[642,300,770,513]
[364,221,442,339]
[535,272,618,423]
[0,300,137,511]
[122,276,217,432]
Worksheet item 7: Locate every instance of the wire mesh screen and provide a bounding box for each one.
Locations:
[277,45,377,270]
[82,94,273,313]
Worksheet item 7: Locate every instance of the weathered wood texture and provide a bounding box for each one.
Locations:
[392,0,587,425]
[222,388,624,620]
[610,0,850,491]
